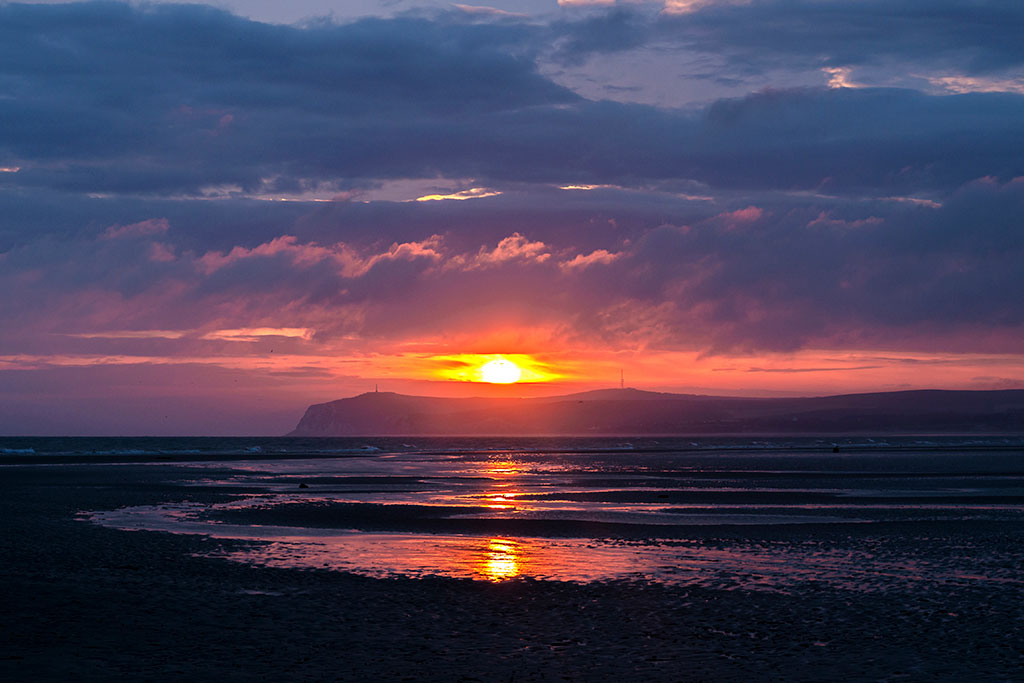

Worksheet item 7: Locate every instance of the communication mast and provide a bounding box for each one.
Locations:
[620,369,624,390]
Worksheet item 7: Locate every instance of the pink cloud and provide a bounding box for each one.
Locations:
[721,206,763,223]
[148,242,176,262]
[360,235,445,274]
[197,234,446,278]
[197,235,333,274]
[464,233,551,269]
[704,206,766,233]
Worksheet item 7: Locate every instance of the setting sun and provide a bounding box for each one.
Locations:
[430,353,562,384]
[479,358,522,384]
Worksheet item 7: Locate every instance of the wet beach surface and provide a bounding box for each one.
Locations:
[87,444,1024,589]
[2,445,1024,681]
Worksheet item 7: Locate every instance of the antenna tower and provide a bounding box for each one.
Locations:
[620,369,624,390]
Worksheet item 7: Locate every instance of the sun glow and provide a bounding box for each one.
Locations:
[479,358,521,384]
[431,353,561,384]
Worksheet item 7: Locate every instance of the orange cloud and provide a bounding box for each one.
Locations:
[201,328,314,342]
[560,249,620,270]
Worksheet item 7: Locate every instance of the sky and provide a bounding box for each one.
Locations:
[2,0,1024,435]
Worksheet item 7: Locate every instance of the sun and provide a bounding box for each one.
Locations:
[431,353,560,383]
[479,358,522,384]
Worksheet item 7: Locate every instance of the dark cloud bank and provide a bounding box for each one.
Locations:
[3,2,1024,196]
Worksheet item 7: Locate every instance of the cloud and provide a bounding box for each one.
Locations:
[63,330,188,340]
[414,188,502,201]
[555,1,1024,78]
[4,177,1024,362]
[197,235,335,275]
[201,328,314,342]
[929,74,1024,96]
[102,218,170,240]
[3,3,1024,202]
[468,233,551,268]
[744,365,881,374]
[560,248,620,270]
[0,2,575,194]
[452,4,528,18]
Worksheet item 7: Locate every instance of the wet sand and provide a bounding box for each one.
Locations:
[2,462,1022,681]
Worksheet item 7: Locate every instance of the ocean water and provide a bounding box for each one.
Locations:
[8,436,1023,591]
[5,434,1024,458]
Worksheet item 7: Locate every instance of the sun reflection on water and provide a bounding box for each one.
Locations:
[479,538,521,581]
[484,459,521,476]
[484,493,517,509]
[480,459,522,510]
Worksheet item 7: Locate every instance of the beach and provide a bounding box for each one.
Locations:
[2,442,1023,681]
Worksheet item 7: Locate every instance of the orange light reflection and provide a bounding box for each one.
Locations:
[483,460,520,508]
[484,493,516,509]
[479,538,521,581]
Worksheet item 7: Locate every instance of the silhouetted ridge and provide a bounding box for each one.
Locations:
[548,388,685,401]
[287,389,1024,436]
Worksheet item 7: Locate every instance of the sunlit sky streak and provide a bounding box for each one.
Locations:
[2,0,1024,434]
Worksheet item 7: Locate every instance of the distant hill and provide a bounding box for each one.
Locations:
[287,388,1024,436]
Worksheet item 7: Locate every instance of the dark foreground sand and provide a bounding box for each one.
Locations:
[1,463,1022,682]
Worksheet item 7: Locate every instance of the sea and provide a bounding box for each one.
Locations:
[5,435,1024,592]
